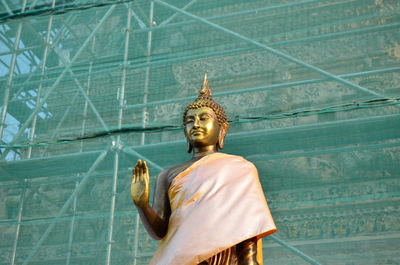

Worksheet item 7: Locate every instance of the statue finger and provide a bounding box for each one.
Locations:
[136,160,142,181]
[133,165,138,182]
[137,162,142,181]
[140,161,145,181]
[134,160,141,182]
[143,161,149,183]
[143,161,149,174]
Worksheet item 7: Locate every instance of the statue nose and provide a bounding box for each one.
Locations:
[193,117,200,127]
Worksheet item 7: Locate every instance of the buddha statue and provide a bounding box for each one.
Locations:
[131,75,276,265]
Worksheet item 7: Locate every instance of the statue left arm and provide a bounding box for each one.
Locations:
[237,237,259,265]
[131,160,170,239]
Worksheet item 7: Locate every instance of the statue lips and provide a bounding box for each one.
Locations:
[191,129,205,137]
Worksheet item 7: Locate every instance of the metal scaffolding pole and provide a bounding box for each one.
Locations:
[229,112,400,139]
[66,180,79,265]
[0,21,23,144]
[130,7,147,29]
[0,207,150,227]
[0,0,14,15]
[80,30,97,152]
[28,0,42,11]
[50,40,114,139]
[248,141,400,162]
[122,146,164,172]
[5,18,393,97]
[106,150,120,265]
[9,14,79,103]
[134,0,394,41]
[132,214,140,265]
[154,0,383,98]
[0,31,15,50]
[73,75,113,138]
[133,3,154,264]
[270,235,323,265]
[54,24,115,143]
[105,4,133,264]
[36,32,114,152]
[36,21,392,88]
[36,24,105,156]
[10,181,26,265]
[125,66,400,110]
[38,91,80,157]
[140,3,153,146]
[1,5,116,160]
[27,0,56,158]
[159,0,198,26]
[21,148,109,265]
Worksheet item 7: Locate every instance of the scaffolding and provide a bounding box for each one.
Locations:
[1,0,400,264]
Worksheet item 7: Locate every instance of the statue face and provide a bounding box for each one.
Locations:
[184,107,221,148]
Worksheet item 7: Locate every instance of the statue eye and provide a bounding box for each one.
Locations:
[200,114,211,120]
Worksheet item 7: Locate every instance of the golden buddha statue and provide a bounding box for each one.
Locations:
[131,75,276,265]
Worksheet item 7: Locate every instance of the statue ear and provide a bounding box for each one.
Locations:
[184,130,193,153]
[187,142,193,153]
[217,123,229,150]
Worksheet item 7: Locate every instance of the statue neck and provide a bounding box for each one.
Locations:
[192,145,217,158]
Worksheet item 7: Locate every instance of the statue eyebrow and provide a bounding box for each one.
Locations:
[186,111,214,118]
[200,112,213,117]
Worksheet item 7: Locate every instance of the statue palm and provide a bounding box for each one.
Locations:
[131,160,150,208]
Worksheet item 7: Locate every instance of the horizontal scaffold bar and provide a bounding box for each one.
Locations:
[2,113,399,180]
[125,67,400,110]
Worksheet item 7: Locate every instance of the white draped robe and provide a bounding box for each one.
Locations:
[150,153,276,265]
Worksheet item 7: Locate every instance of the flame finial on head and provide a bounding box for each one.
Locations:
[199,74,212,98]
[183,74,228,127]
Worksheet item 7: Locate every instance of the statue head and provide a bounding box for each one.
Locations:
[183,75,229,153]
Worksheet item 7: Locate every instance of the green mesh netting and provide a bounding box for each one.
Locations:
[0,0,400,264]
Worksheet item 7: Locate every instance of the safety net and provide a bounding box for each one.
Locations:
[0,0,399,264]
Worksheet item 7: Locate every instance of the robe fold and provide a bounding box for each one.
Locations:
[150,153,276,265]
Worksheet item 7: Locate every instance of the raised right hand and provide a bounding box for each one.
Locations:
[131,160,150,208]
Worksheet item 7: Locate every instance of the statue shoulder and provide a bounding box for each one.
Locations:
[157,161,193,185]
[218,152,257,171]
[218,152,255,164]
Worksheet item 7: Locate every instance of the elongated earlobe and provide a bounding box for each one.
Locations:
[217,123,229,150]
[187,142,193,153]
